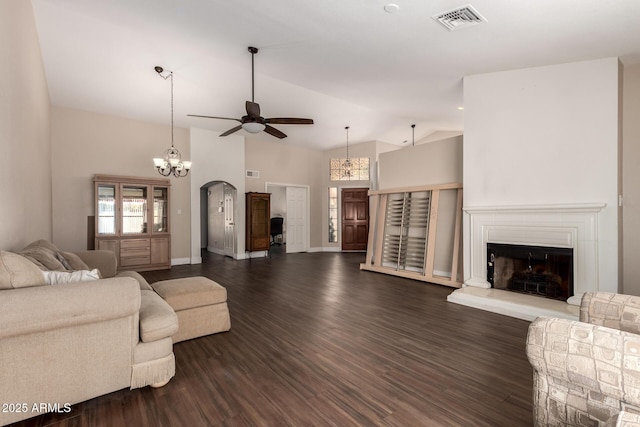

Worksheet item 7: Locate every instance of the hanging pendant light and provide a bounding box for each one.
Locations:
[153,66,191,178]
[342,126,352,180]
[411,123,416,146]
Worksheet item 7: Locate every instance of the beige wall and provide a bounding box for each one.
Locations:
[377,136,463,276]
[51,107,191,260]
[623,63,640,295]
[0,0,52,251]
[244,138,323,249]
[378,135,463,189]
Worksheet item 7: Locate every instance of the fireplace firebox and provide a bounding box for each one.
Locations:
[487,243,573,301]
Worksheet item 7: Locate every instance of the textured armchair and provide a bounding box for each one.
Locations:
[527,292,640,426]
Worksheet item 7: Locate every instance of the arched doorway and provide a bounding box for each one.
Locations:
[200,181,237,258]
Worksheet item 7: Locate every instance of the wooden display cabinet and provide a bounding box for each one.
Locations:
[245,192,271,254]
[94,175,171,271]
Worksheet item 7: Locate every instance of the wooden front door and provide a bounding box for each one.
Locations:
[341,188,369,251]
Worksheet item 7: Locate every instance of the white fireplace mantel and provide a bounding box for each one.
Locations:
[448,202,606,321]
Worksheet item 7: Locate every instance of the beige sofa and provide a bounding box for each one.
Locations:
[0,240,179,426]
[527,292,640,427]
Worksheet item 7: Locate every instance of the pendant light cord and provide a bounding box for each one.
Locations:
[170,71,174,148]
[411,124,415,147]
[345,126,350,160]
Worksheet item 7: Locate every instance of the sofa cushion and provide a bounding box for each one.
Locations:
[116,271,153,291]
[73,250,117,278]
[152,277,227,311]
[0,251,47,289]
[42,269,101,285]
[139,290,178,343]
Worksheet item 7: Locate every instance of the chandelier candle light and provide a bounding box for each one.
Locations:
[153,66,191,177]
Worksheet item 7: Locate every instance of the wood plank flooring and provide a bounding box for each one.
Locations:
[10,249,533,426]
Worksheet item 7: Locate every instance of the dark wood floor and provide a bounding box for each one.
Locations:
[11,248,533,427]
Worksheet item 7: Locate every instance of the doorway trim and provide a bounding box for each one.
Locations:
[265,182,310,253]
[200,180,238,260]
[333,184,371,251]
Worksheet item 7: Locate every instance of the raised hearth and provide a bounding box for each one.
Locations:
[448,203,605,321]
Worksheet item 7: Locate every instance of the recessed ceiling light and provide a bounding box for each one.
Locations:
[457,106,464,110]
[384,3,400,14]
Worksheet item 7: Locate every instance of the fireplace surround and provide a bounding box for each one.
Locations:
[448,203,606,321]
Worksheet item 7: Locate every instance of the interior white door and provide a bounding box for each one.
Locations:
[223,184,235,257]
[286,186,308,253]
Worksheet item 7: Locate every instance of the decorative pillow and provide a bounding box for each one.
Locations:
[20,246,66,271]
[56,252,72,269]
[0,251,47,289]
[22,239,61,253]
[21,254,47,270]
[42,269,101,285]
[60,251,90,271]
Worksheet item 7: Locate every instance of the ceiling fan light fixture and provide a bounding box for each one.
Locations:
[242,122,266,133]
[188,47,313,139]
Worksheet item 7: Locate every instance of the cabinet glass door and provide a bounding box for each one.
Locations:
[97,184,117,235]
[153,187,169,232]
[122,185,148,234]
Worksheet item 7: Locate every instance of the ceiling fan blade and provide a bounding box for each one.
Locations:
[245,101,261,119]
[220,125,243,137]
[188,114,241,122]
[264,125,287,139]
[265,118,314,125]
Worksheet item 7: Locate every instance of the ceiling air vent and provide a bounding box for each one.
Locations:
[246,170,260,178]
[432,4,487,31]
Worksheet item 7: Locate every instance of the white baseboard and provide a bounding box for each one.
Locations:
[189,256,202,265]
[171,257,191,266]
[245,250,268,259]
[308,246,341,253]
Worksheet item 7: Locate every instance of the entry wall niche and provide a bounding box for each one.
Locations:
[360,183,463,288]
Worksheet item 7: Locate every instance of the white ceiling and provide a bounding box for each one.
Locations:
[31,0,640,150]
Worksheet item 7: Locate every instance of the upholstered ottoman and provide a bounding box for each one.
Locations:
[151,276,231,343]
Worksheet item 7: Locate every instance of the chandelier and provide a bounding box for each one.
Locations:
[341,126,352,180]
[153,66,191,178]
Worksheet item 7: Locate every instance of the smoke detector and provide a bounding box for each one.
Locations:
[432,4,487,31]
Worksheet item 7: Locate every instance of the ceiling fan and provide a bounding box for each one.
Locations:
[188,46,314,139]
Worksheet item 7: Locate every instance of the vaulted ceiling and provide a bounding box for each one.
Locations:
[31,0,640,150]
